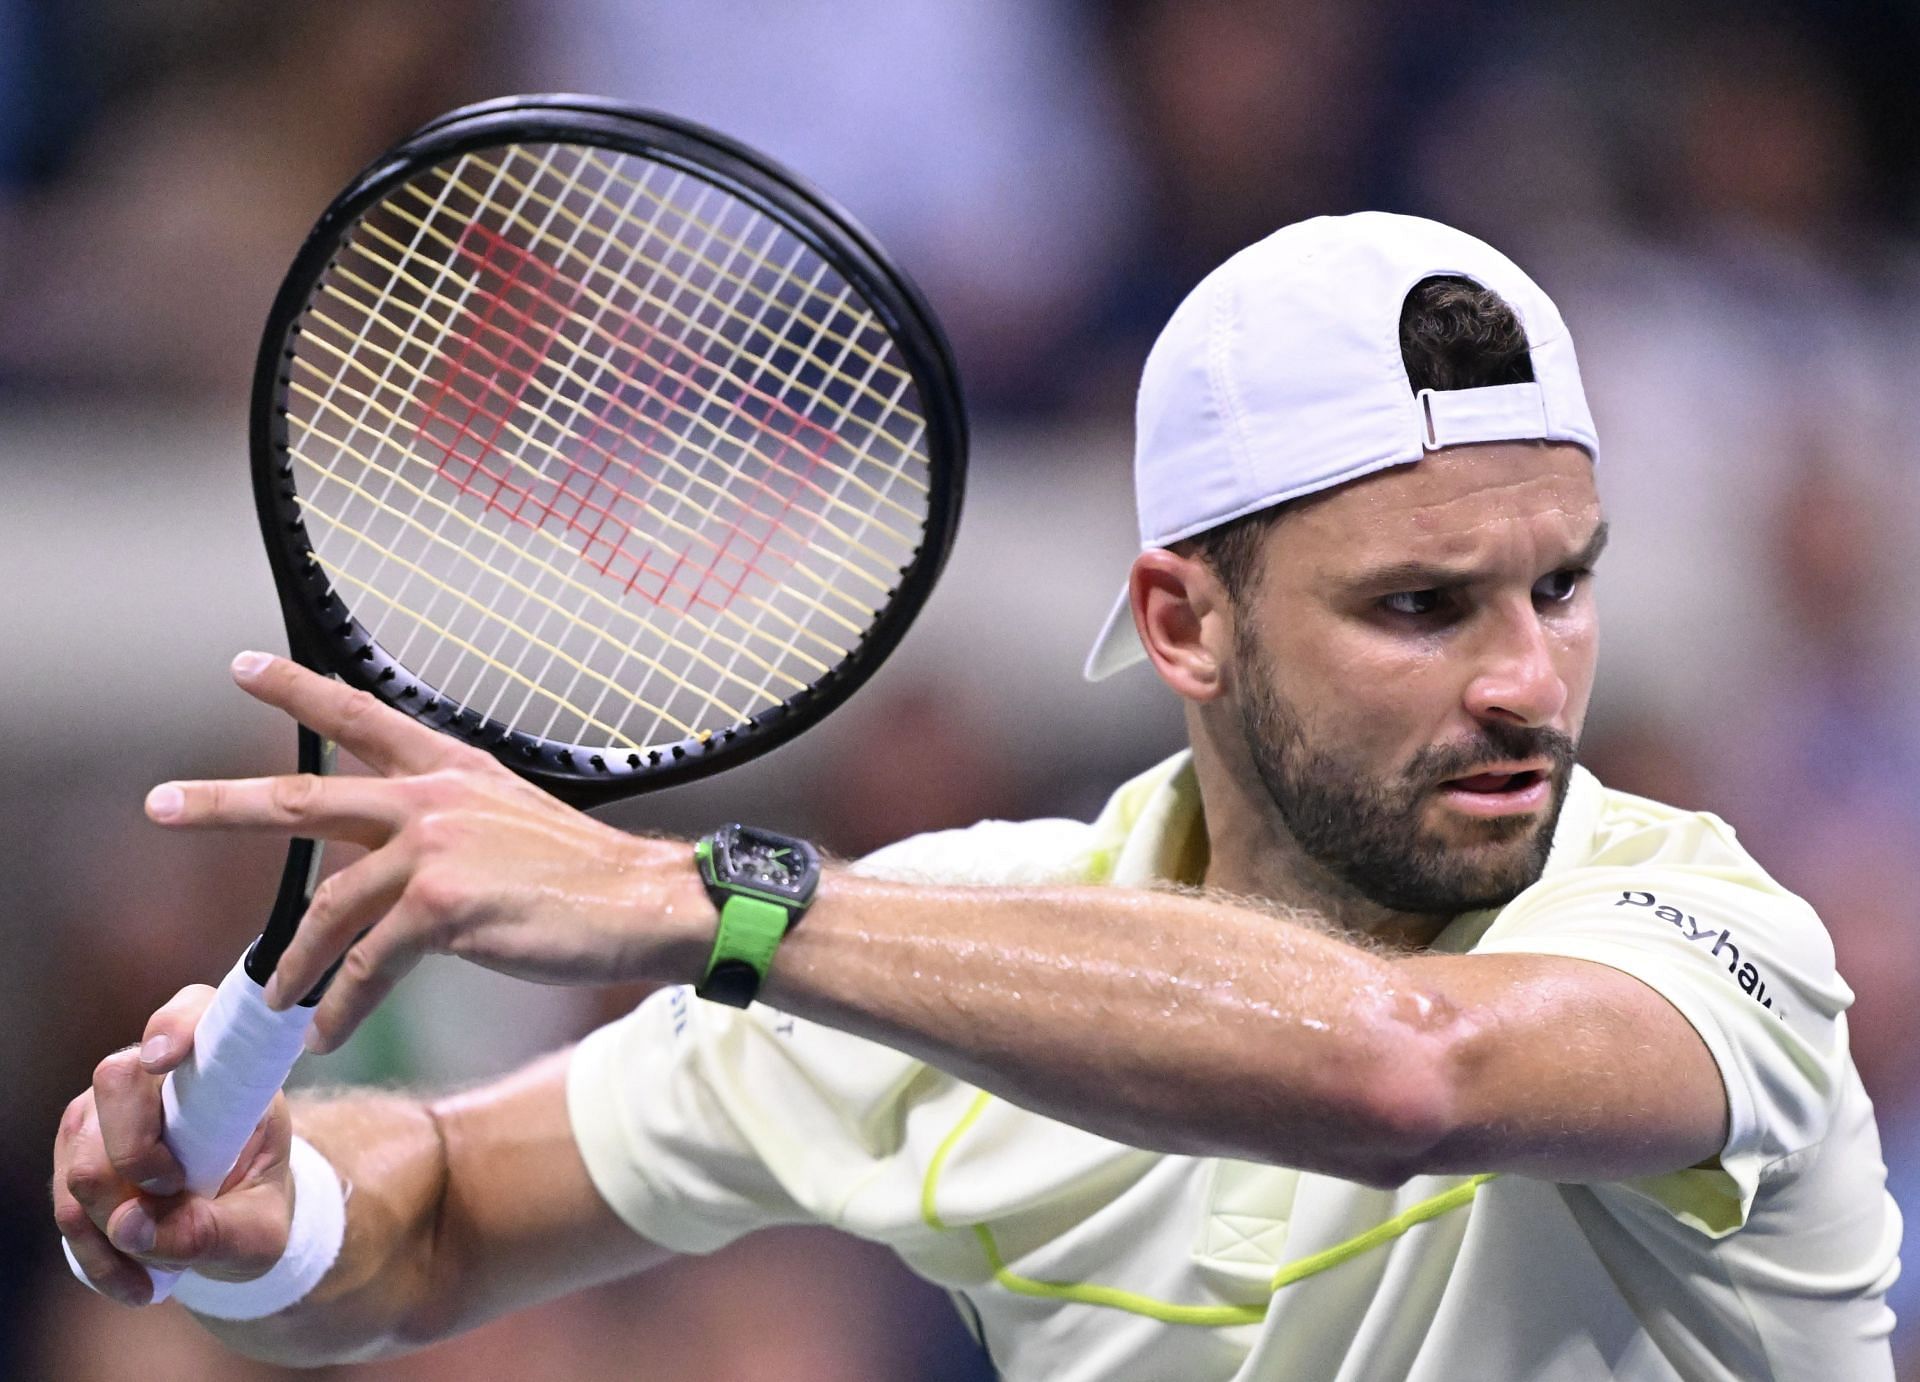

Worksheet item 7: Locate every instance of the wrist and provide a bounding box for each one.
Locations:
[627,838,718,986]
[171,1135,346,1320]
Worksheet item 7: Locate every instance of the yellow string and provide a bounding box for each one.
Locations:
[312,557,657,747]
[576,144,922,404]
[289,358,848,671]
[388,155,931,481]
[284,140,941,749]
[292,339,870,651]
[918,1092,1497,1329]
[289,379,816,707]
[451,143,923,422]
[312,261,916,580]
[324,241,927,532]
[291,451,779,720]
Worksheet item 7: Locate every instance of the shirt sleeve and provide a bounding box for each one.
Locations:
[564,818,1100,1256]
[1470,862,1855,1236]
[566,984,932,1254]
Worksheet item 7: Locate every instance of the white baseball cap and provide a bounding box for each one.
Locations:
[1083,211,1599,681]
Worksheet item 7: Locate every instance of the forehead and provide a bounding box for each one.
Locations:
[1267,442,1600,569]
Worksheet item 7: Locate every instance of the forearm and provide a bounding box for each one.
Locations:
[762,875,1466,1183]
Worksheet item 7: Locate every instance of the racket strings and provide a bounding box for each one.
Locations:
[364,178,928,532]
[391,159,930,488]
[290,361,861,650]
[286,142,934,754]
[308,148,769,743]
[300,279,896,612]
[320,149,924,594]
[494,154,880,747]
[422,219,860,565]
[482,145,925,434]
[288,378,837,688]
[289,421,807,696]
[318,146,560,710]
[299,153,874,651]
[295,146,706,747]
[302,176,888,683]
[307,263,910,586]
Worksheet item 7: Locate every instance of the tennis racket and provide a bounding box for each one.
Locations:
[135,93,966,1299]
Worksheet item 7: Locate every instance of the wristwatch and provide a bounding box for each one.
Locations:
[693,823,822,1008]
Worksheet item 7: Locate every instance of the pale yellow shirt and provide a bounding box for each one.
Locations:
[568,755,1901,1381]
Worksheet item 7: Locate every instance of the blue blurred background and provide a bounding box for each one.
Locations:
[4,1,1918,1376]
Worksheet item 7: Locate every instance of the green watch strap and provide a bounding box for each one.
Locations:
[698,893,793,1006]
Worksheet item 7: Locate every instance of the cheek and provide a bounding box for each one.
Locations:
[1273,625,1455,763]
[1555,612,1601,730]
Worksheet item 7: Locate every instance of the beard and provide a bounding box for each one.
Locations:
[1233,636,1578,917]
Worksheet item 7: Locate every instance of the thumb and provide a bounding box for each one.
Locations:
[139,1177,295,1282]
[133,1092,296,1280]
[140,985,218,1074]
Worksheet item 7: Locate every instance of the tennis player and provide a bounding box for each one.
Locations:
[55,213,1900,1380]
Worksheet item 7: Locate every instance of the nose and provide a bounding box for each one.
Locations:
[1463,602,1568,728]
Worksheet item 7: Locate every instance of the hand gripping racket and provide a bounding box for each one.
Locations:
[131,94,966,1300]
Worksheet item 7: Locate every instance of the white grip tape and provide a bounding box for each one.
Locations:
[144,954,314,1301]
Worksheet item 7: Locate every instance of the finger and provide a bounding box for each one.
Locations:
[305,912,427,1054]
[52,1092,87,1192]
[105,1196,164,1259]
[265,845,413,1010]
[145,771,409,846]
[64,1096,134,1233]
[55,1191,152,1305]
[53,1095,152,1305]
[144,1180,293,1280]
[140,985,216,1074]
[230,651,469,776]
[92,985,270,1208]
[92,1048,181,1196]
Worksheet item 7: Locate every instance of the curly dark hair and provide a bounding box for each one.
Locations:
[1179,275,1535,602]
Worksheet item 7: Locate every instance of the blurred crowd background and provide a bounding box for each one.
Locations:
[4,0,1918,1377]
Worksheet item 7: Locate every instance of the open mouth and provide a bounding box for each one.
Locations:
[1436,765,1552,816]
[1445,769,1546,794]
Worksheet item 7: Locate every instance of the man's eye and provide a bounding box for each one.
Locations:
[1381,589,1443,617]
[1534,569,1587,604]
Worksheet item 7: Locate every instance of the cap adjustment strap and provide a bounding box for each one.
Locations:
[1418,383,1550,451]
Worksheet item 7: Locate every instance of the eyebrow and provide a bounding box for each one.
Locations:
[1345,520,1611,593]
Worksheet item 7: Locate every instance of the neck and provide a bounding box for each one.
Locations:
[1185,706,1453,951]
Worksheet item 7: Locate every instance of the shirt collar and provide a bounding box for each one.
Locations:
[1093,752,1605,948]
[1098,751,1207,888]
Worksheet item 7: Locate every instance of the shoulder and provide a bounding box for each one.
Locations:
[1474,773,1867,1232]
[1471,769,1854,1114]
[1578,772,1790,884]
[848,751,1196,888]
[850,815,1106,887]
[1490,768,1838,980]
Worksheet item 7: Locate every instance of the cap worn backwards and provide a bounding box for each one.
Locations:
[1083,211,1599,682]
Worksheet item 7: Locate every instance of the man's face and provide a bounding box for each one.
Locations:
[1228,442,1603,915]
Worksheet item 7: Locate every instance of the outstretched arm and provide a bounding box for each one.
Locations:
[54,987,665,1363]
[764,878,1728,1187]
[151,654,1729,1193]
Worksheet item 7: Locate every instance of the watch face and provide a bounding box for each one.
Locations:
[717,827,817,901]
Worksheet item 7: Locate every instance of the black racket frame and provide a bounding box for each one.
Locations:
[244,95,966,988]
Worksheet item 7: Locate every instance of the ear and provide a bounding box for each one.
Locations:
[1131,548,1232,702]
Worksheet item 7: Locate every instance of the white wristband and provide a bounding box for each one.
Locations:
[170,1135,348,1320]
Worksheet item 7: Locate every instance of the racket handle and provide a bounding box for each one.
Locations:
[145,950,315,1301]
